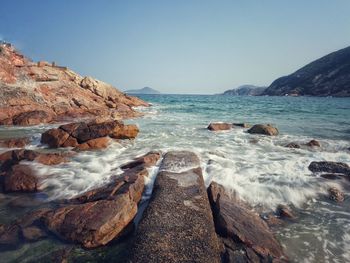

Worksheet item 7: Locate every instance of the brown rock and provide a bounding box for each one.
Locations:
[74,137,110,151]
[208,122,233,131]
[129,151,221,263]
[4,164,39,192]
[41,128,70,148]
[208,181,286,261]
[276,205,296,219]
[0,224,21,249]
[285,142,301,149]
[328,187,344,202]
[0,137,30,148]
[110,123,139,139]
[306,139,321,147]
[34,152,69,165]
[22,226,47,242]
[247,124,279,136]
[308,161,350,175]
[12,110,53,126]
[120,151,161,170]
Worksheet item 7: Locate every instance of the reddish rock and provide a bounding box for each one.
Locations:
[263,214,285,227]
[0,43,148,126]
[285,142,301,149]
[34,152,69,165]
[248,124,279,136]
[276,204,296,219]
[120,151,162,170]
[306,139,321,147]
[328,187,344,202]
[0,137,30,148]
[0,224,21,249]
[22,226,47,242]
[3,164,39,192]
[41,120,139,149]
[208,182,286,261]
[75,137,110,151]
[207,122,232,131]
[12,110,53,126]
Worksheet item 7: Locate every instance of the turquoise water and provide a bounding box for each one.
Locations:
[0,95,350,262]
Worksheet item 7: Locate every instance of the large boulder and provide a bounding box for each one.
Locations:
[247,124,279,136]
[129,151,221,263]
[207,123,232,131]
[308,161,350,175]
[41,120,138,149]
[43,166,148,248]
[207,182,286,262]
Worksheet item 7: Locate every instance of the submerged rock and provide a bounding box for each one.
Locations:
[129,151,221,262]
[41,120,138,149]
[247,124,279,136]
[276,204,296,219]
[207,181,286,262]
[208,122,232,131]
[120,151,161,170]
[308,161,350,175]
[232,123,251,128]
[306,139,321,147]
[328,187,345,202]
[0,137,30,148]
[285,142,301,149]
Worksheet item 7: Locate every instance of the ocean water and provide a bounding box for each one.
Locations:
[0,95,350,262]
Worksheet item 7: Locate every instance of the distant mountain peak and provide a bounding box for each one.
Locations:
[125,87,161,94]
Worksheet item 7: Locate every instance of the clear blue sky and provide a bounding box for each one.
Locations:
[1,0,349,94]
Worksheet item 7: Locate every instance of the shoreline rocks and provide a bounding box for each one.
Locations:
[207,182,287,262]
[308,161,350,176]
[41,120,139,149]
[129,151,221,262]
[0,137,30,148]
[247,124,279,136]
[208,123,233,131]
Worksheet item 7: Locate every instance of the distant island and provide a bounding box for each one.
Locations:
[221,85,266,96]
[263,46,350,97]
[125,87,161,94]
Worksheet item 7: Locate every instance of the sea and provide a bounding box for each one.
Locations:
[0,94,350,262]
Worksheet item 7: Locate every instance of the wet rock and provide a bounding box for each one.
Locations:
[328,187,344,202]
[120,151,161,170]
[305,139,321,147]
[44,166,148,248]
[308,161,350,175]
[74,137,110,151]
[129,151,221,263]
[41,120,138,149]
[0,224,21,249]
[22,226,47,242]
[263,214,285,227]
[4,164,38,192]
[12,110,53,126]
[247,124,279,136]
[320,173,343,180]
[208,122,232,131]
[0,137,30,148]
[285,142,301,149]
[276,204,296,219]
[208,182,286,261]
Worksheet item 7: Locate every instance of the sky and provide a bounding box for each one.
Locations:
[1,0,350,94]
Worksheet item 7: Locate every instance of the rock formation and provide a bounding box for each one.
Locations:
[0,42,148,126]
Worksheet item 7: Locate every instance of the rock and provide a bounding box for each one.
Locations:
[120,151,161,170]
[0,224,21,249]
[0,43,148,126]
[74,137,110,151]
[34,152,69,165]
[263,214,285,227]
[308,161,350,175]
[3,164,39,192]
[328,187,344,202]
[208,182,286,261]
[22,226,47,242]
[276,204,296,219]
[43,166,148,248]
[285,142,301,149]
[306,139,321,147]
[129,151,221,263]
[208,123,233,131]
[41,120,139,149]
[247,124,279,136]
[0,137,30,148]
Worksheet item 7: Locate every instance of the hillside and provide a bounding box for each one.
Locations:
[125,87,160,94]
[263,46,350,97]
[0,42,148,125]
[222,85,266,96]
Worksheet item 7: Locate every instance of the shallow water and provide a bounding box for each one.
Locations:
[0,95,350,262]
